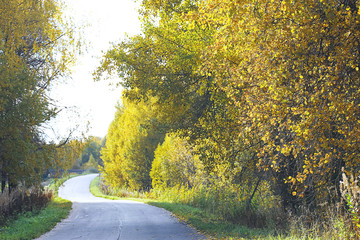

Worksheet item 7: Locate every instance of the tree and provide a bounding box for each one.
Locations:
[80,136,103,166]
[82,154,98,170]
[194,0,360,211]
[101,96,167,190]
[0,0,79,191]
[95,0,264,207]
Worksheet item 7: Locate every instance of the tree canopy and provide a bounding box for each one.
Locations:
[0,0,80,191]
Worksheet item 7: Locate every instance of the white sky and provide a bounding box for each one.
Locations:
[48,0,141,140]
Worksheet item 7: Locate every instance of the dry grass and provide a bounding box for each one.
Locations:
[0,187,52,226]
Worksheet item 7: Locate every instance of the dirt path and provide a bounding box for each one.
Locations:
[36,174,205,240]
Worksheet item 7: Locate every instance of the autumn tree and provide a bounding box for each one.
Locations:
[190,0,360,211]
[151,132,204,188]
[0,0,79,191]
[100,96,167,190]
[80,136,104,166]
[96,0,264,207]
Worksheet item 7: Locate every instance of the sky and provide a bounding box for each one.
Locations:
[48,0,141,140]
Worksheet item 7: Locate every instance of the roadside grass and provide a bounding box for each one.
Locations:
[0,174,76,240]
[147,200,272,239]
[89,176,145,202]
[90,175,122,200]
[0,197,71,240]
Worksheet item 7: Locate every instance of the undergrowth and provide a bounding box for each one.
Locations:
[0,174,74,240]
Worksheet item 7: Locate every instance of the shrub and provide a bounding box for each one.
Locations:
[150,132,205,189]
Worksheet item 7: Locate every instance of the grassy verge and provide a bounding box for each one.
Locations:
[147,201,272,239]
[0,197,71,240]
[0,175,76,240]
[90,176,145,202]
[90,176,121,200]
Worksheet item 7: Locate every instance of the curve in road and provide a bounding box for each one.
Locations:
[36,174,205,240]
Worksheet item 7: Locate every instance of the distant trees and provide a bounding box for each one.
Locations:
[0,0,79,192]
[80,136,104,167]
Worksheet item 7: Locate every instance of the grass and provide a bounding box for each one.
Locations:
[90,175,122,200]
[0,197,71,240]
[0,174,77,240]
[147,200,272,239]
[89,176,145,202]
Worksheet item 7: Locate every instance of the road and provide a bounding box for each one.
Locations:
[36,174,205,240]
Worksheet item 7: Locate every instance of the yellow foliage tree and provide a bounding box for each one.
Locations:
[194,0,360,210]
[100,95,167,190]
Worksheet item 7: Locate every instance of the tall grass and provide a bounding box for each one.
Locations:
[98,177,149,199]
[0,174,77,239]
[149,182,284,230]
[0,187,52,226]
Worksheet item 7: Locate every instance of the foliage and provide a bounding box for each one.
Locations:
[150,132,204,188]
[50,139,85,176]
[95,0,360,237]
[0,0,80,192]
[80,136,104,166]
[82,154,98,170]
[193,0,360,211]
[100,95,167,190]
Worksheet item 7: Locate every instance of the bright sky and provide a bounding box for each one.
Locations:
[48,0,141,140]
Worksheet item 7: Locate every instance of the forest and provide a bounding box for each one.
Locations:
[95,0,360,238]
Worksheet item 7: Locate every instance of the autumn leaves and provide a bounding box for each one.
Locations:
[97,0,360,213]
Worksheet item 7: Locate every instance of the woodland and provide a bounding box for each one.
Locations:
[2,0,360,238]
[95,0,360,238]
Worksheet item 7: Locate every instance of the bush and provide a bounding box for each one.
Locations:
[150,132,205,189]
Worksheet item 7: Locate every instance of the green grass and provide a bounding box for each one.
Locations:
[0,197,71,240]
[147,200,272,239]
[0,175,77,240]
[90,175,122,200]
[90,176,146,202]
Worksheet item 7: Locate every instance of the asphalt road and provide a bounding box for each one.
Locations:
[36,174,205,240]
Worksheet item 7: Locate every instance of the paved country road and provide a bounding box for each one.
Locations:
[36,174,205,240]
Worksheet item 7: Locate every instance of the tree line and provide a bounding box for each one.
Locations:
[95,0,360,229]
